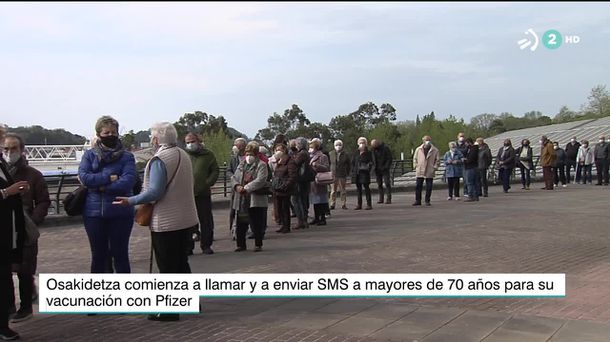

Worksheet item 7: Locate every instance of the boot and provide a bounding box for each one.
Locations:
[385,195,392,204]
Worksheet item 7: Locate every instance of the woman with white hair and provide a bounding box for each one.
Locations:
[308,138,330,225]
[351,137,373,210]
[114,122,198,322]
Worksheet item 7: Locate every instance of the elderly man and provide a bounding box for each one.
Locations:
[412,136,439,206]
[3,133,50,323]
[594,135,609,185]
[328,140,351,210]
[371,139,393,204]
[540,135,557,190]
[564,136,580,184]
[184,133,219,255]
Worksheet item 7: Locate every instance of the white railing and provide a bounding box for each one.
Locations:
[25,145,91,162]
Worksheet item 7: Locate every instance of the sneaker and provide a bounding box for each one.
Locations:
[234,247,246,252]
[201,248,214,255]
[342,205,348,210]
[0,328,19,340]
[455,197,461,201]
[254,246,263,252]
[11,309,33,323]
[412,202,421,206]
[562,184,567,188]
[364,206,372,210]
[447,197,453,201]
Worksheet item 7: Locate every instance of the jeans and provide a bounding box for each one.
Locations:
[565,159,576,183]
[519,167,531,188]
[415,178,433,204]
[577,164,593,184]
[498,168,512,192]
[291,182,310,222]
[465,168,478,199]
[83,217,133,273]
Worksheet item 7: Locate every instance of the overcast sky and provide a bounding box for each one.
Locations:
[1,2,609,139]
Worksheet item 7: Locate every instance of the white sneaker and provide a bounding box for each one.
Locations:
[562,184,567,188]
[455,197,461,201]
[447,197,453,201]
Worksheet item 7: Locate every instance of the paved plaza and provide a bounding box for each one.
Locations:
[11,182,610,341]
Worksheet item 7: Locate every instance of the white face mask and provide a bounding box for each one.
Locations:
[600,140,605,144]
[358,143,365,148]
[539,140,544,145]
[186,143,198,151]
[232,146,239,155]
[571,139,575,143]
[474,142,479,146]
[458,137,464,142]
[2,152,21,164]
[335,145,342,152]
[554,146,558,150]
[273,151,283,160]
[308,148,314,154]
[424,140,431,145]
[245,155,255,165]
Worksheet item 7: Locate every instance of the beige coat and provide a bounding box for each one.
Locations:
[413,144,440,179]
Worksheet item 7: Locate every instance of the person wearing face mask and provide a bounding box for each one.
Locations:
[413,136,439,206]
[443,141,463,201]
[230,142,269,251]
[539,135,557,190]
[329,140,351,210]
[593,135,609,186]
[291,137,312,229]
[0,127,29,340]
[496,139,515,193]
[515,139,533,190]
[564,137,580,184]
[552,142,567,188]
[184,133,218,255]
[576,140,594,184]
[455,132,468,197]
[476,138,492,197]
[308,138,331,225]
[463,138,480,202]
[229,138,247,176]
[114,122,198,322]
[371,139,393,204]
[272,144,297,233]
[78,116,137,276]
[352,137,373,210]
[2,133,50,324]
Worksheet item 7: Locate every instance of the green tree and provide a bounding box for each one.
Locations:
[202,130,233,168]
[584,84,610,117]
[121,130,136,150]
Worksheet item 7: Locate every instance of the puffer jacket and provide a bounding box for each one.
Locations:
[443,150,464,178]
[78,144,137,219]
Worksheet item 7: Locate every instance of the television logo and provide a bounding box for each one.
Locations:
[518,29,580,51]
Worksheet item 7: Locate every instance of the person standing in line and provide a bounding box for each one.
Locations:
[476,138,492,197]
[329,140,351,210]
[576,140,594,184]
[272,144,297,234]
[291,138,311,229]
[412,136,439,206]
[515,139,533,190]
[184,133,218,255]
[553,141,567,188]
[593,135,609,186]
[351,137,373,210]
[463,138,480,202]
[443,142,463,201]
[564,137,580,184]
[540,135,557,190]
[308,138,331,225]
[455,132,468,196]
[496,139,515,193]
[371,139,393,204]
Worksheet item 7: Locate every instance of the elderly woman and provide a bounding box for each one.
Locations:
[231,142,269,252]
[78,116,137,274]
[443,142,464,200]
[291,137,311,229]
[309,138,330,225]
[1,126,29,340]
[272,143,297,233]
[496,139,516,193]
[114,122,198,322]
[351,137,373,210]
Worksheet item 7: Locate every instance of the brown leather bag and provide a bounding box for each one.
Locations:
[135,151,181,227]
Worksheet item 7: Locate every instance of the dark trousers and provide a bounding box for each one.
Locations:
[499,168,512,192]
[312,204,328,223]
[355,182,371,208]
[447,177,460,198]
[236,207,266,249]
[576,164,593,184]
[415,177,433,204]
[595,159,609,184]
[542,166,554,190]
[519,167,531,188]
[465,168,479,199]
[151,228,192,274]
[83,217,133,273]
[375,170,392,202]
[565,159,576,183]
[554,165,566,185]
[478,168,488,196]
[191,194,214,250]
[291,182,309,222]
[8,243,37,312]
[277,195,291,230]
[1,259,10,329]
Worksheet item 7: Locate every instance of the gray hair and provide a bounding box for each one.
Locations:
[448,141,457,149]
[334,139,343,146]
[234,138,247,147]
[4,133,25,151]
[151,122,178,145]
[295,137,308,150]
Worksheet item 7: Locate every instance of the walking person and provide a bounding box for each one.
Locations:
[184,133,219,255]
[443,142,463,201]
[352,137,373,210]
[540,135,556,190]
[3,133,50,323]
[329,140,351,210]
[371,139,393,204]
[515,139,533,190]
[412,136,439,206]
[496,139,515,193]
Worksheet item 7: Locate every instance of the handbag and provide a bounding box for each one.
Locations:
[315,171,334,185]
[23,211,40,245]
[63,185,87,216]
[135,151,181,227]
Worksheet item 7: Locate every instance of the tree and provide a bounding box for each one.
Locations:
[584,84,610,117]
[255,104,311,144]
[121,130,136,150]
[553,106,578,123]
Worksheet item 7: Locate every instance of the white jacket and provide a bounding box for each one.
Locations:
[576,146,594,165]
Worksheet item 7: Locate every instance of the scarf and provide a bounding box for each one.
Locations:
[92,139,125,164]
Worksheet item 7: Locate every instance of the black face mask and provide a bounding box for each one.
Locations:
[290,146,298,152]
[100,135,119,148]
